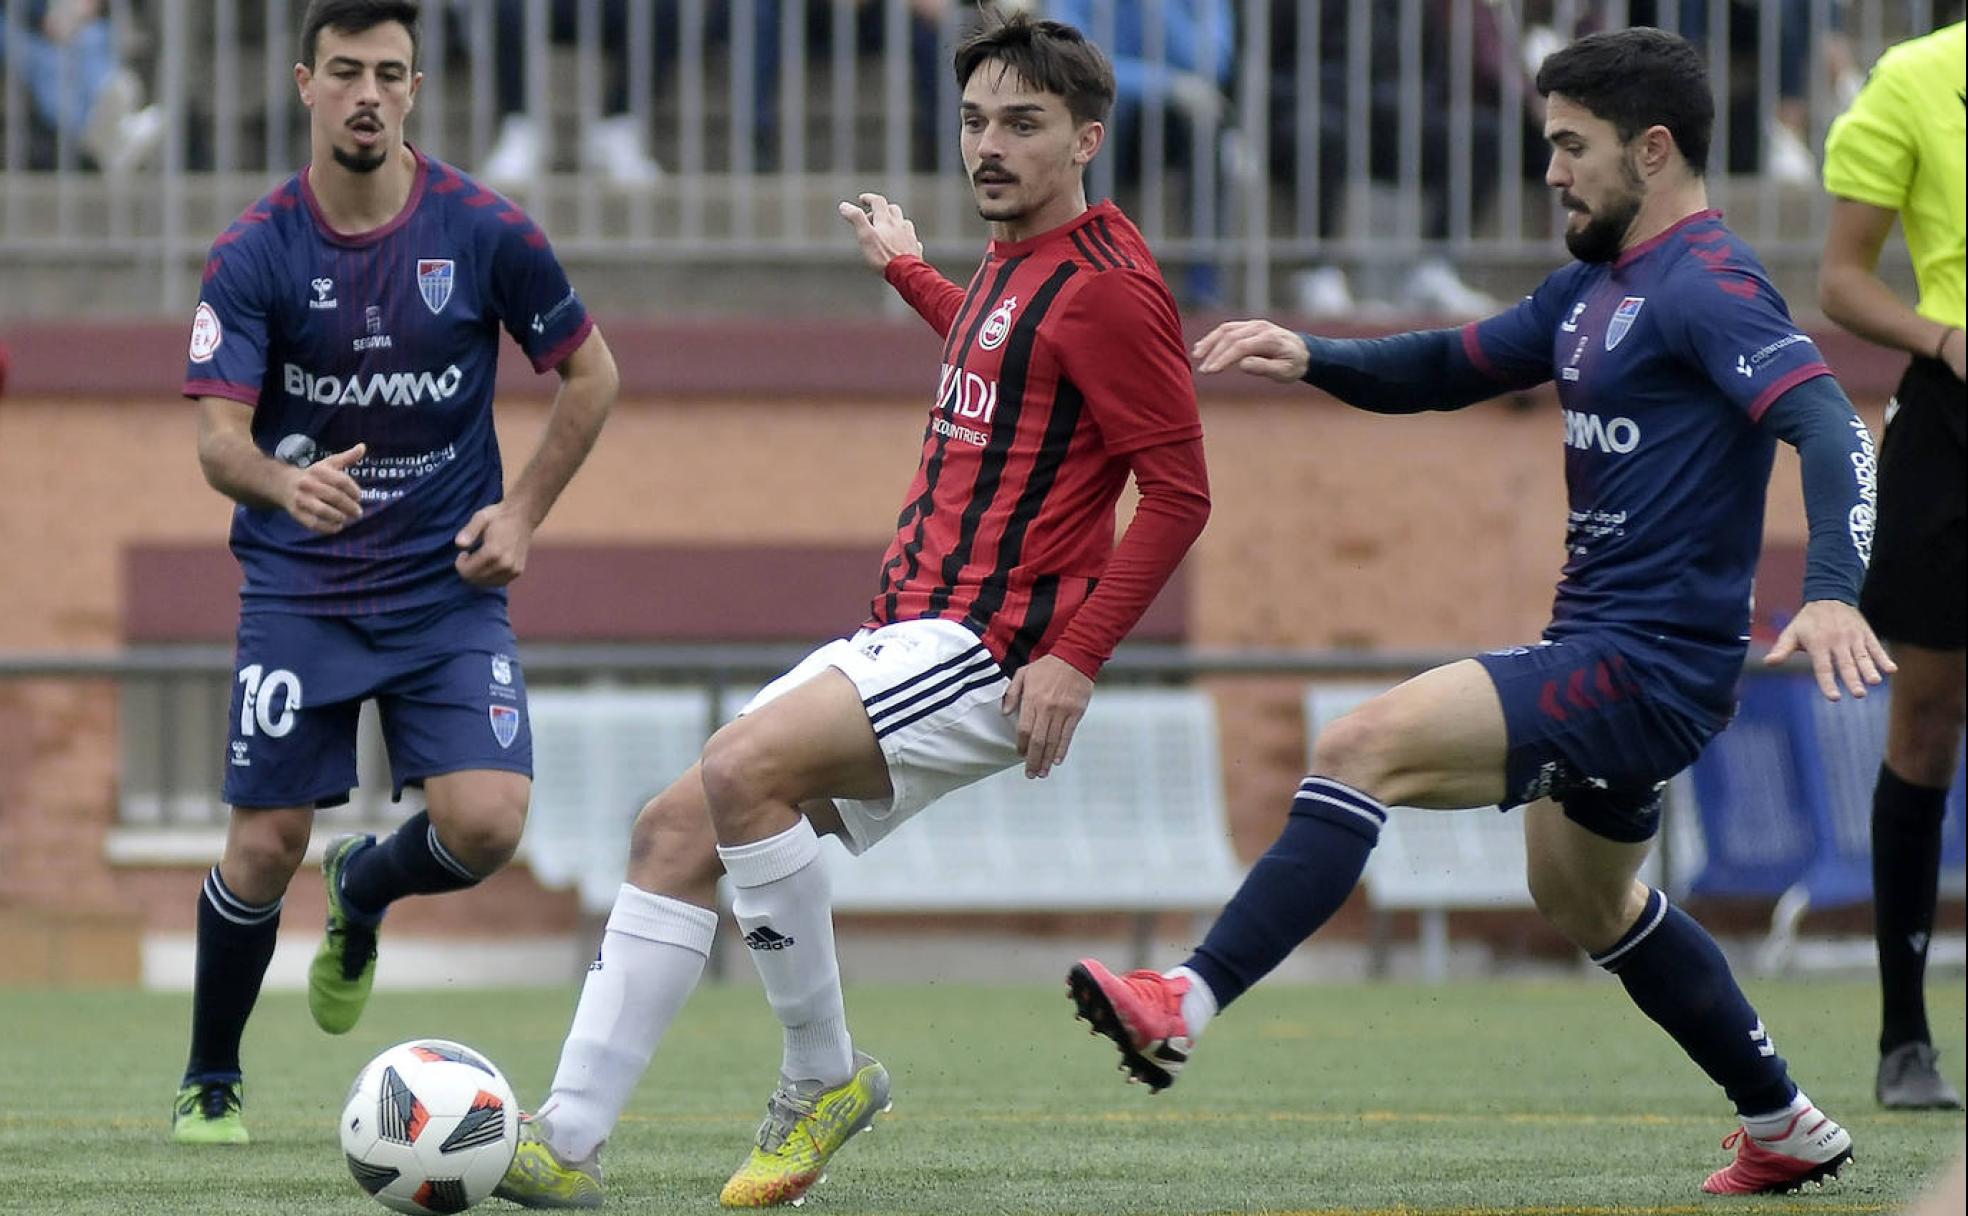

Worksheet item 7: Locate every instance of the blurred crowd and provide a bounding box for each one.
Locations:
[0,1,1932,313]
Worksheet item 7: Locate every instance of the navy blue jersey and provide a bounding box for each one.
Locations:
[183,148,592,615]
[1462,210,1832,711]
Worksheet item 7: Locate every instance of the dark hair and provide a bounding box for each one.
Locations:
[1535,27,1713,176]
[301,0,421,68]
[953,11,1116,126]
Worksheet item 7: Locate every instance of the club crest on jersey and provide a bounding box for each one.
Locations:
[978,296,1018,351]
[490,654,512,686]
[417,259,455,314]
[488,704,520,749]
[1604,296,1645,350]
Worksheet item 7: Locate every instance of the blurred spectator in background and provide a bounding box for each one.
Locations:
[1270,1,1513,318]
[752,0,951,171]
[1049,0,1233,306]
[1817,11,1966,1113]
[478,0,665,188]
[0,0,163,173]
[1047,0,1232,185]
[1621,1,1860,185]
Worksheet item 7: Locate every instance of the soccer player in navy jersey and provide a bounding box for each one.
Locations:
[1070,27,1886,1197]
[170,0,616,1145]
[493,14,1209,1210]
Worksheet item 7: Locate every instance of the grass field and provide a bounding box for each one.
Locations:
[1,977,1961,1215]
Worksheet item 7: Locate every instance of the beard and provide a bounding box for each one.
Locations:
[1562,156,1646,263]
[332,142,388,174]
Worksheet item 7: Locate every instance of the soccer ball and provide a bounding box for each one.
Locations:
[339,1039,520,1215]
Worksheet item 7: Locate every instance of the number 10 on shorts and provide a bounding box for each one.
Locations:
[237,664,302,738]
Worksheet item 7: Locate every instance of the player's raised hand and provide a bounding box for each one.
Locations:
[838,192,922,271]
[1765,599,1897,701]
[453,501,535,587]
[1192,319,1312,382]
[1001,654,1094,780]
[283,442,366,535]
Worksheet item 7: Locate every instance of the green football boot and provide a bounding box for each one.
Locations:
[493,1115,605,1209]
[307,833,379,1034]
[172,1079,249,1145]
[719,1051,891,1207]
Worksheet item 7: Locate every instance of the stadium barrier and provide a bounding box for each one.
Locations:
[525,685,1244,970]
[1686,675,1968,973]
[6,646,1960,981]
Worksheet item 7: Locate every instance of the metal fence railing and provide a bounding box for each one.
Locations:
[0,1,1947,313]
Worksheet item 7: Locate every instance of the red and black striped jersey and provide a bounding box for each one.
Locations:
[870,201,1207,675]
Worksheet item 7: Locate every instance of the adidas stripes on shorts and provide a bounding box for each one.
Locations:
[737,618,1019,854]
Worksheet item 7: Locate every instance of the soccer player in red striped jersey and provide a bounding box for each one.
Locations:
[494,14,1209,1211]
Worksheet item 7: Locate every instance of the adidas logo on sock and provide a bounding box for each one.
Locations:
[743,926,795,951]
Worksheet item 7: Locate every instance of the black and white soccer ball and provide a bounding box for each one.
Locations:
[339,1039,520,1215]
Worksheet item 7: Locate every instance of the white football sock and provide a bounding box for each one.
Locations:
[718,818,854,1086]
[1166,965,1218,1038]
[541,883,717,1162]
[1742,1089,1813,1141]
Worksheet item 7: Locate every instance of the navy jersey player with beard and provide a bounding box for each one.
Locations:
[170,0,617,1146]
[1071,28,1891,1198]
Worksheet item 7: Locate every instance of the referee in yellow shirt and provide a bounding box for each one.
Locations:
[1818,11,1966,1113]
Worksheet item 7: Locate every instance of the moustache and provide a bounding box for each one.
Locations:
[1560,194,1588,213]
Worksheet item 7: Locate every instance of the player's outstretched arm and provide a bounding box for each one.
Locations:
[1193,318,1310,382]
[838,192,922,271]
[1196,315,1543,412]
[840,191,965,337]
[1758,375,1897,700]
[195,397,365,535]
[455,326,617,587]
[1766,600,1896,702]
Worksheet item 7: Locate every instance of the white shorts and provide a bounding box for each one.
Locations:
[737,617,1018,854]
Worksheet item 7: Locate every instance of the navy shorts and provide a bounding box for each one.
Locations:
[1475,635,1727,843]
[223,594,531,809]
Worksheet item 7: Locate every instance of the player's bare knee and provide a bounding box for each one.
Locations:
[1309,707,1403,799]
[698,722,787,825]
[1528,871,1631,953]
[223,815,309,894]
[442,813,522,875]
[627,785,723,895]
[1889,712,1968,788]
[430,784,528,875]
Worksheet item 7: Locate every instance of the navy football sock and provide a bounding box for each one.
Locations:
[183,867,281,1084]
[1872,764,1948,1054]
[1594,888,1796,1117]
[339,810,484,922]
[1184,776,1385,1010]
